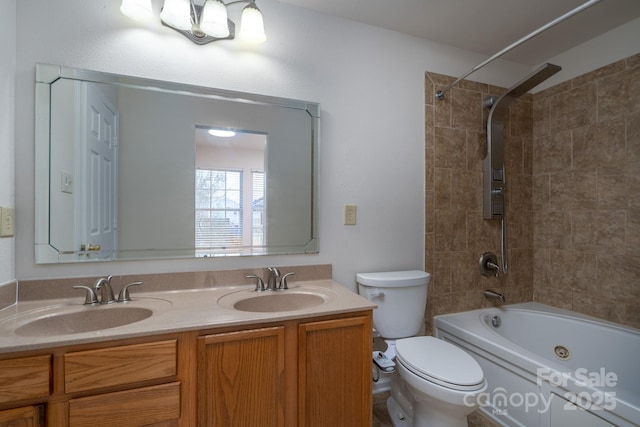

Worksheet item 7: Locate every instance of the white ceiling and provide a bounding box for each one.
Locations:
[276,0,640,64]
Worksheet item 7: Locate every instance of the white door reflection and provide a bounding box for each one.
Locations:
[194,126,267,256]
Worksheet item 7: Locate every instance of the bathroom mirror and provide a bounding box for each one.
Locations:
[35,64,319,263]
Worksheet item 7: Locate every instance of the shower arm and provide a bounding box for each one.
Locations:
[435,0,601,100]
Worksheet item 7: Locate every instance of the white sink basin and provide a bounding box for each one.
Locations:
[0,298,172,337]
[218,286,337,313]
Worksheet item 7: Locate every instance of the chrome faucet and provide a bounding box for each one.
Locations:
[247,268,295,292]
[94,275,116,304]
[484,289,505,303]
[73,276,143,304]
[267,267,281,290]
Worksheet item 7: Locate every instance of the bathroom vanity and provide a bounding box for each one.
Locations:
[0,278,374,427]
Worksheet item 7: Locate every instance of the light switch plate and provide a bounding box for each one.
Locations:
[344,204,357,225]
[0,207,15,237]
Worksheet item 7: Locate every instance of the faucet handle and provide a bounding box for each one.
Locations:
[479,252,500,277]
[118,281,143,302]
[72,285,99,305]
[246,275,265,292]
[280,272,295,290]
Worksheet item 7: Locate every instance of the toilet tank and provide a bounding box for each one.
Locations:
[356,270,430,339]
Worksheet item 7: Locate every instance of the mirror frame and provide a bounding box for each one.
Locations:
[35,64,320,263]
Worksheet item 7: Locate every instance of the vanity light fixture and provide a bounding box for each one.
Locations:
[120,0,266,45]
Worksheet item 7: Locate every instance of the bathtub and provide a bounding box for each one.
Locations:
[434,302,640,427]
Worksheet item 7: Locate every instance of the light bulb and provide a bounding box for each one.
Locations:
[208,129,236,137]
[200,0,230,38]
[239,2,266,44]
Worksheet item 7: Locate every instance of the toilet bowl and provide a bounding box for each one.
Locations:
[356,271,487,427]
[390,336,487,427]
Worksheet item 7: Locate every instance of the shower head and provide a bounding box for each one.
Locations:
[486,63,561,112]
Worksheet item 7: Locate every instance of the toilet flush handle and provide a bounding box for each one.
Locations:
[370,292,385,299]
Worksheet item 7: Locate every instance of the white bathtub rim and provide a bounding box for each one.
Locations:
[434,302,640,426]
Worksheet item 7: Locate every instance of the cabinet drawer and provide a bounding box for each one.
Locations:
[64,340,177,393]
[68,382,180,427]
[0,355,50,404]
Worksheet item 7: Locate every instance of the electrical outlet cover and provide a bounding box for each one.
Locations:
[0,207,15,237]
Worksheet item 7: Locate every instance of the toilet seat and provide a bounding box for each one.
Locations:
[395,336,485,392]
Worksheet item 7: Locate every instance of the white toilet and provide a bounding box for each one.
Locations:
[357,270,487,427]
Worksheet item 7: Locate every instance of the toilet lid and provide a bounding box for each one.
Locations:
[395,336,485,391]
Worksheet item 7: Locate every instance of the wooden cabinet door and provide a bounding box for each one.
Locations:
[0,406,43,427]
[298,315,373,427]
[197,327,285,427]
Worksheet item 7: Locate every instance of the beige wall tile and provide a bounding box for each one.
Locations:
[597,254,640,300]
[597,65,640,121]
[451,88,483,131]
[467,213,500,253]
[548,249,598,294]
[534,211,572,249]
[466,131,486,171]
[509,99,533,138]
[532,175,550,212]
[504,134,523,175]
[507,211,533,250]
[434,209,467,252]
[572,118,625,169]
[451,170,482,211]
[549,171,597,210]
[549,83,597,132]
[434,168,452,210]
[627,112,640,165]
[533,131,571,173]
[507,174,532,212]
[598,172,640,209]
[628,210,640,257]
[435,127,467,169]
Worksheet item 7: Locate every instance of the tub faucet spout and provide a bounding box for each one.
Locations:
[484,289,505,303]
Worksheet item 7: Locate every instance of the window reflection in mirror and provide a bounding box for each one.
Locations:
[194,127,267,256]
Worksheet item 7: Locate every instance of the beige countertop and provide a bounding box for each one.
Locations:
[0,280,375,354]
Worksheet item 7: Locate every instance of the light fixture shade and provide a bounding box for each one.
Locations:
[239,2,266,44]
[120,0,153,22]
[160,0,192,31]
[200,0,230,38]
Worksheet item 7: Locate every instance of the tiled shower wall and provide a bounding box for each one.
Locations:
[425,53,640,333]
[532,54,640,328]
[424,74,534,334]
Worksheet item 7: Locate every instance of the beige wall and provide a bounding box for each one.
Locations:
[425,53,640,333]
[532,54,640,328]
